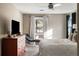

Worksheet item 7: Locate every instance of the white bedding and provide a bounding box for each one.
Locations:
[39,39,77,56]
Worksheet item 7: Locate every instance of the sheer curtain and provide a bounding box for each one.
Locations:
[30,16,48,40]
[30,16,35,40]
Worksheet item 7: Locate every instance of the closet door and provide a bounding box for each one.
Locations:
[72,13,76,33]
[72,13,76,24]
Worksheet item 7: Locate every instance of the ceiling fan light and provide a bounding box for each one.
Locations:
[54,4,61,8]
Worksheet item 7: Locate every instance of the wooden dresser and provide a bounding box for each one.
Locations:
[1,37,17,56]
[1,35,26,56]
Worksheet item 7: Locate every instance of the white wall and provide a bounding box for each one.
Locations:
[0,3,23,34]
[0,3,23,56]
[23,14,31,34]
[47,14,66,39]
[77,3,79,55]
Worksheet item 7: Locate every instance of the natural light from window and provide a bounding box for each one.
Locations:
[44,29,53,39]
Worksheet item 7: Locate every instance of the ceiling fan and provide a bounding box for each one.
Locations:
[48,3,61,9]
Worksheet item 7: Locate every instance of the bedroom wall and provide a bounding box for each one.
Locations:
[23,14,66,39]
[23,14,31,34]
[0,3,23,34]
[23,14,45,34]
[0,3,23,56]
[47,14,66,39]
[77,3,79,55]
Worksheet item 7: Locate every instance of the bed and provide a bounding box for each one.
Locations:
[39,39,77,56]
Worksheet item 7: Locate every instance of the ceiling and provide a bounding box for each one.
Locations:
[13,3,77,14]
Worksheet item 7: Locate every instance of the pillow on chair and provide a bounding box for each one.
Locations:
[68,33,73,41]
[72,32,77,42]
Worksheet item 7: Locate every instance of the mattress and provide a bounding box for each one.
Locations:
[39,39,77,56]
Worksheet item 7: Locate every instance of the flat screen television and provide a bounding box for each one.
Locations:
[11,20,20,34]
